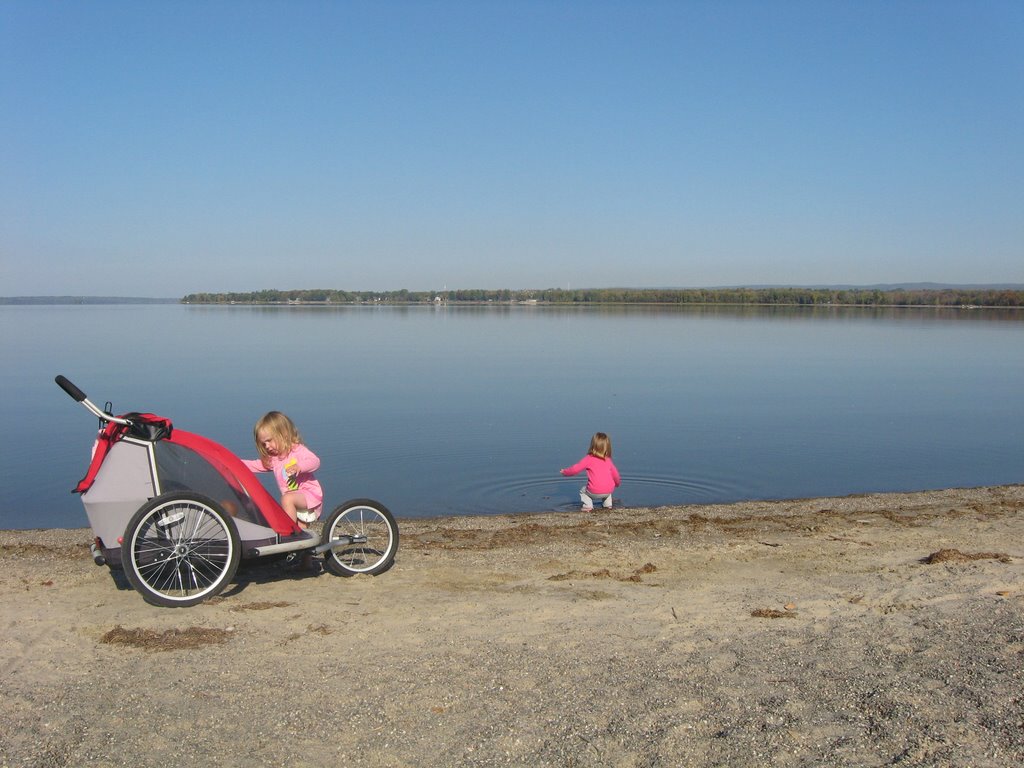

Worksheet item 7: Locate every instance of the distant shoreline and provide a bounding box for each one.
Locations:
[180,285,1024,308]
[5,297,1024,310]
[0,296,178,305]
[6,284,1024,308]
[177,299,1024,310]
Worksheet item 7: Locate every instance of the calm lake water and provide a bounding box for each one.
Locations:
[2,303,1022,530]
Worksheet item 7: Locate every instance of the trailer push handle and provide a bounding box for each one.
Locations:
[56,374,90,402]
[55,375,131,425]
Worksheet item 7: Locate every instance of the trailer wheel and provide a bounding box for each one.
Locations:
[321,499,399,576]
[122,493,240,607]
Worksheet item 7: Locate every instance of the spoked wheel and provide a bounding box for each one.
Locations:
[321,499,399,576]
[121,493,240,607]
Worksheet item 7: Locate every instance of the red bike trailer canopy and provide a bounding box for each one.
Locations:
[75,414,300,536]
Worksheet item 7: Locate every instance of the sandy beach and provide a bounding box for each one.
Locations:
[1,485,1021,767]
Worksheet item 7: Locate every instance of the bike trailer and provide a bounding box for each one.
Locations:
[76,412,302,568]
[57,375,399,607]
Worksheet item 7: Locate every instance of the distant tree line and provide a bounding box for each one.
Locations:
[181,287,1024,307]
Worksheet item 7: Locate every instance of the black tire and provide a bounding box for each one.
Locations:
[321,499,399,577]
[121,493,241,607]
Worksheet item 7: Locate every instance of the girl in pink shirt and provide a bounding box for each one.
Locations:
[242,411,324,530]
[560,432,621,510]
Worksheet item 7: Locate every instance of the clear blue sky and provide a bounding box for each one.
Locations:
[2,1,1022,296]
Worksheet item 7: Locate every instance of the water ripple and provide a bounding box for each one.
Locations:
[436,471,745,517]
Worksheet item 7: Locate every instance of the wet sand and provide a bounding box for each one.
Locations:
[1,485,1022,767]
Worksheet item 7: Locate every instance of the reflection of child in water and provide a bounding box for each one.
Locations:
[242,411,323,529]
[560,432,621,511]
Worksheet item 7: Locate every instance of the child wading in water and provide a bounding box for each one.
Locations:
[243,411,324,530]
[560,432,621,510]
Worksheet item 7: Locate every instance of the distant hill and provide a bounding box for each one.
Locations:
[708,283,1024,291]
[0,296,178,305]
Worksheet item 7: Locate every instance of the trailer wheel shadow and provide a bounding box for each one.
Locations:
[106,566,133,591]
[217,556,322,599]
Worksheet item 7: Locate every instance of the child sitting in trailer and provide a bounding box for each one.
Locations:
[242,411,323,530]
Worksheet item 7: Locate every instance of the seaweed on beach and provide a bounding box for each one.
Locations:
[0,542,89,559]
[751,608,798,619]
[100,625,232,651]
[548,568,612,582]
[407,517,650,551]
[405,521,555,550]
[923,548,1012,564]
[548,563,658,583]
[228,600,294,612]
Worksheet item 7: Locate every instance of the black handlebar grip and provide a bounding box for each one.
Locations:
[55,375,87,402]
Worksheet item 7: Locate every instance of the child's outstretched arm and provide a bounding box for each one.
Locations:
[241,458,269,473]
[560,458,586,476]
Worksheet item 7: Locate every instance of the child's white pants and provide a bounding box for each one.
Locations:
[580,487,613,509]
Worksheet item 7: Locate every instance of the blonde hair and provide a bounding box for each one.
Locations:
[588,432,612,459]
[253,411,302,464]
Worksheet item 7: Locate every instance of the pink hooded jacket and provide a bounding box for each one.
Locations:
[243,443,324,510]
[561,454,621,495]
